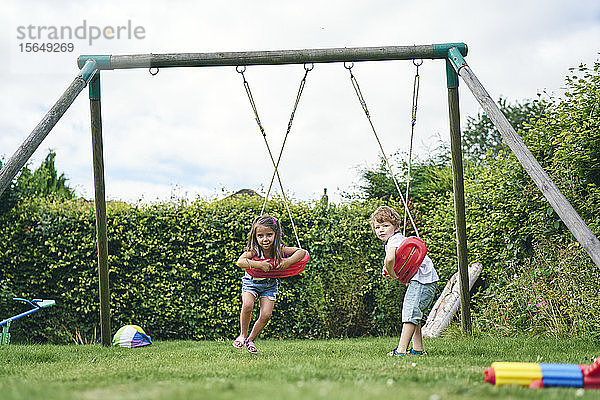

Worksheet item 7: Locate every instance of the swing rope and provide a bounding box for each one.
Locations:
[404,59,422,236]
[344,61,420,238]
[236,64,313,248]
[262,63,313,214]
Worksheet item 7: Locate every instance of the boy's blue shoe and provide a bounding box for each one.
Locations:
[408,348,424,355]
[387,347,406,356]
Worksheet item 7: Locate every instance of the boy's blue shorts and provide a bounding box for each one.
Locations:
[241,276,280,301]
[402,280,437,325]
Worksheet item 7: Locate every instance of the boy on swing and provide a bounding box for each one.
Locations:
[370,206,439,356]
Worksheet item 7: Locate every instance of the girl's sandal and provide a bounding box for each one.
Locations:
[245,340,257,355]
[232,335,246,349]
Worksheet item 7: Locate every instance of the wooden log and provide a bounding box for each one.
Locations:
[77,43,468,70]
[456,62,600,269]
[0,80,84,198]
[422,263,483,338]
[0,60,97,199]
[447,85,472,334]
[89,73,111,347]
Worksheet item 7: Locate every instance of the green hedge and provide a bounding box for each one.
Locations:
[2,168,599,343]
[1,197,423,343]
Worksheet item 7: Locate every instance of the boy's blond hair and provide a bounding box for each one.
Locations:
[369,206,402,232]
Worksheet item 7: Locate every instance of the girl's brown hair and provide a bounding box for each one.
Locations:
[245,215,285,265]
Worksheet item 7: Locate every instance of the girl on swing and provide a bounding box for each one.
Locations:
[233,215,307,354]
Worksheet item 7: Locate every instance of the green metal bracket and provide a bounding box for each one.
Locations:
[89,72,101,100]
[77,55,111,70]
[447,46,468,74]
[79,59,98,84]
[434,43,468,58]
[446,59,459,89]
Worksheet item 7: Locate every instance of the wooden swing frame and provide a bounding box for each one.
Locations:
[1,43,599,345]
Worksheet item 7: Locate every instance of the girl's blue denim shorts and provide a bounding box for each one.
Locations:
[402,280,438,325]
[241,276,280,301]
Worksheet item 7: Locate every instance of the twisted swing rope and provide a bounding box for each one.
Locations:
[404,59,422,235]
[344,61,421,237]
[236,64,313,247]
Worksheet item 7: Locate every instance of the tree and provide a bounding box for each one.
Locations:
[462,97,546,163]
[17,150,74,199]
[356,97,545,202]
[355,147,453,206]
[0,150,74,214]
[522,61,600,223]
[0,158,19,215]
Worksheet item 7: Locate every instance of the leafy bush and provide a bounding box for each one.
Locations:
[473,239,600,338]
[463,60,600,336]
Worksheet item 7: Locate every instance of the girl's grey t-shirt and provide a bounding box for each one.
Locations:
[243,246,267,280]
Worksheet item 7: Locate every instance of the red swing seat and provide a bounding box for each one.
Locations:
[245,251,310,278]
[389,236,427,284]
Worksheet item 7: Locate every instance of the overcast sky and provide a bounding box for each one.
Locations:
[1,1,599,204]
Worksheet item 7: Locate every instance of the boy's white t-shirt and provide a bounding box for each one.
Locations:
[385,232,439,284]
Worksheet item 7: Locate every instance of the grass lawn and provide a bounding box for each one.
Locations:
[0,336,598,399]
